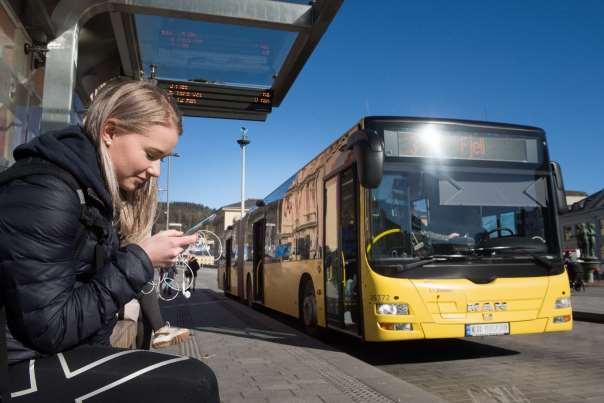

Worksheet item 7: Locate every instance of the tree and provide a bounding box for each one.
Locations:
[153,201,214,234]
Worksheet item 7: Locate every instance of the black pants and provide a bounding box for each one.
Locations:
[7,346,219,402]
[185,273,198,291]
[138,292,164,331]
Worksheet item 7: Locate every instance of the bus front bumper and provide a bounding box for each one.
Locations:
[366,314,573,341]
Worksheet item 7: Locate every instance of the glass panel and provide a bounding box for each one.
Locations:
[482,215,497,238]
[264,174,295,205]
[324,176,341,321]
[340,169,359,333]
[325,177,338,253]
[500,211,517,236]
[368,167,556,266]
[0,107,25,168]
[136,15,296,87]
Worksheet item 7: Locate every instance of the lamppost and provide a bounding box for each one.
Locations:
[237,127,250,218]
[165,152,180,230]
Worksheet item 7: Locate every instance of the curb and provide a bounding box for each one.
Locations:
[573,311,604,324]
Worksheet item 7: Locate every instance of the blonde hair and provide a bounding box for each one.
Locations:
[84,79,182,244]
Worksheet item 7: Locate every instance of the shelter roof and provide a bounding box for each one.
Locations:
[15,0,342,121]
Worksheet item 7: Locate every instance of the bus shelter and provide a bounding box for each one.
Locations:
[1,0,343,167]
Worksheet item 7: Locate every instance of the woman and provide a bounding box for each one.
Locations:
[0,80,219,401]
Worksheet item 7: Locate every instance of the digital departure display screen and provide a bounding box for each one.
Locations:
[383,127,541,163]
[158,80,272,113]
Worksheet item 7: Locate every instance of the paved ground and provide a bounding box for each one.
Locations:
[156,269,604,402]
[571,282,604,319]
[323,285,604,403]
[324,321,604,403]
[155,268,444,403]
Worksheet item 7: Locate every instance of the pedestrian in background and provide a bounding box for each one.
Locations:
[186,255,201,292]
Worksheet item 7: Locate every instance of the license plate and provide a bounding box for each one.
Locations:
[465,322,509,337]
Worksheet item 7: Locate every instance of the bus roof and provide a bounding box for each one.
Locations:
[263,116,547,203]
[362,116,545,135]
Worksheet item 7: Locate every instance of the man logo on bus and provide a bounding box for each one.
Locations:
[467,302,507,312]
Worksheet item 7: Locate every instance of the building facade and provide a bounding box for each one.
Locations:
[559,189,604,259]
[190,198,261,245]
[565,190,588,206]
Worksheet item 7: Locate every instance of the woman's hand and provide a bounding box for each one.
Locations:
[138,230,198,268]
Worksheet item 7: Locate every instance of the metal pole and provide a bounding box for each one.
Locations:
[241,145,246,218]
[165,153,180,231]
[237,128,250,218]
[166,155,171,230]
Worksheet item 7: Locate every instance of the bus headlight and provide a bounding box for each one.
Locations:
[376,303,409,315]
[555,297,571,309]
[553,315,571,323]
[379,322,413,331]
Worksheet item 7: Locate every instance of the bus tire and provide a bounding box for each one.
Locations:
[246,274,253,307]
[300,278,319,336]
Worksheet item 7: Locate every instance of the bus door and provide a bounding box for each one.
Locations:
[324,167,361,334]
[252,219,266,302]
[225,238,232,290]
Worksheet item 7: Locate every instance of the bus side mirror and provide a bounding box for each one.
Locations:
[348,129,384,189]
[550,161,568,214]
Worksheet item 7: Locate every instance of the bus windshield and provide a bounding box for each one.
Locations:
[367,165,557,264]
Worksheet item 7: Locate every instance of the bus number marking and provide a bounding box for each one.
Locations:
[370,295,389,303]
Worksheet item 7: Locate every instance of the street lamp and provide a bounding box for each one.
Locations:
[237,127,250,218]
[165,152,180,230]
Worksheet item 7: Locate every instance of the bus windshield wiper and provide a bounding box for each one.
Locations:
[473,246,554,271]
[397,255,463,271]
[473,244,547,255]
[531,254,554,271]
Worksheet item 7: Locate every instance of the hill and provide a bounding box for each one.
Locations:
[152,201,214,234]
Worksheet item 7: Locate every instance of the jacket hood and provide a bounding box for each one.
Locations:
[13,126,113,211]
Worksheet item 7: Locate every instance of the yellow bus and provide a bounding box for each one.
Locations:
[218,116,573,341]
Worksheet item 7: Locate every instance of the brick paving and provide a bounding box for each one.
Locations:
[154,268,444,403]
[153,269,604,402]
[331,309,604,402]
[572,283,604,318]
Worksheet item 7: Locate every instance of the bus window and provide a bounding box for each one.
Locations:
[275,243,291,260]
[340,168,359,333]
[296,235,311,260]
[411,198,430,234]
[368,169,553,264]
[324,176,341,326]
[324,168,360,333]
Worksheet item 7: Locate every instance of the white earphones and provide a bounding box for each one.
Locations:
[183,290,191,299]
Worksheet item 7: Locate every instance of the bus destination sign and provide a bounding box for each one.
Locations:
[384,129,540,163]
[158,80,272,116]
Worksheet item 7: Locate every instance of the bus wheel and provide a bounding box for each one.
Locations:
[300,279,318,335]
[246,275,253,307]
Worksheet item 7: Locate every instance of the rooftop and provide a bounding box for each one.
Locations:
[222,198,262,210]
[567,188,604,212]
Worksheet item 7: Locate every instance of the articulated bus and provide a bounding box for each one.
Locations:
[218,116,572,341]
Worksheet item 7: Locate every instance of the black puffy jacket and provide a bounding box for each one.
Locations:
[0,126,153,364]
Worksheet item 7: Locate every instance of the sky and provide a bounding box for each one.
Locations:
[159,0,604,209]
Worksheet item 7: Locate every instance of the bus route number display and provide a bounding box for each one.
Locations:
[384,129,540,163]
[158,80,272,112]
